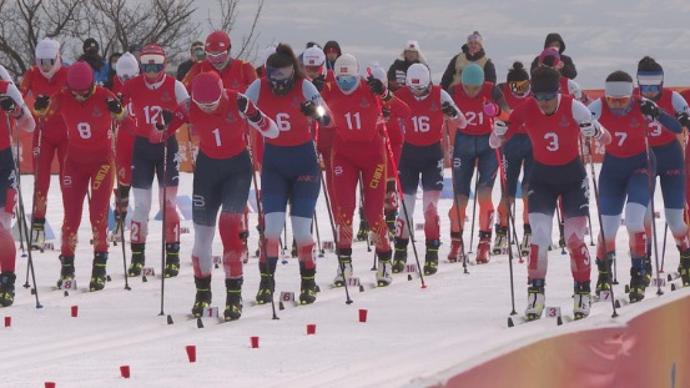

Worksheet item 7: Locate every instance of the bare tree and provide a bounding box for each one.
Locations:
[86,0,200,62]
[0,0,84,77]
[208,0,264,61]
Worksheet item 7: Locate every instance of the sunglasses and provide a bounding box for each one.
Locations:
[533,92,558,101]
[38,58,56,66]
[141,63,164,74]
[639,84,661,94]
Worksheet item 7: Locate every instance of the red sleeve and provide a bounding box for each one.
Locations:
[244,62,258,87]
[19,69,32,96]
[183,62,202,90]
[388,96,410,146]
[166,102,190,136]
[505,103,527,139]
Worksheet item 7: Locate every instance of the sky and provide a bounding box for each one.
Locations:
[197,0,690,89]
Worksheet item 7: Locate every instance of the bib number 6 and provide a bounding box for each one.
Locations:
[544,132,559,151]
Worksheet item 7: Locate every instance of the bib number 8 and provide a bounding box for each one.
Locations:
[544,132,559,151]
[77,122,92,139]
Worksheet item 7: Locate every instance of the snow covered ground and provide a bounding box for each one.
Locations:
[2,170,687,388]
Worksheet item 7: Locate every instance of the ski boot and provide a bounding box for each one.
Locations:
[392,238,408,273]
[423,239,440,275]
[520,224,532,257]
[0,272,17,307]
[595,253,613,296]
[447,231,464,263]
[680,248,690,287]
[628,260,647,303]
[376,251,393,287]
[333,248,353,287]
[255,258,277,304]
[573,281,592,320]
[57,255,75,288]
[128,243,145,276]
[642,255,652,288]
[89,252,108,291]
[475,231,491,264]
[224,278,243,321]
[191,275,212,318]
[492,224,508,255]
[299,263,317,305]
[356,207,370,241]
[525,279,545,321]
[30,218,46,251]
[164,242,180,278]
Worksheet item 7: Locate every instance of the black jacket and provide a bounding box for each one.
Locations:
[530,33,578,79]
[176,59,195,81]
[387,59,421,91]
[440,45,496,91]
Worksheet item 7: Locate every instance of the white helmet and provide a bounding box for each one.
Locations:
[35,38,61,78]
[302,46,325,67]
[406,63,431,96]
[334,53,358,77]
[370,63,387,88]
[115,52,140,81]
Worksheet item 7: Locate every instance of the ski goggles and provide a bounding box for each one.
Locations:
[206,50,229,65]
[38,58,56,67]
[509,80,530,95]
[193,97,221,112]
[533,91,558,101]
[639,84,662,95]
[141,63,165,74]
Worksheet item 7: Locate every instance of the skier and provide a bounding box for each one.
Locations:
[20,38,69,250]
[120,44,190,278]
[491,66,611,320]
[163,71,278,320]
[109,53,139,242]
[323,53,394,287]
[0,78,36,306]
[245,43,331,304]
[636,56,690,288]
[589,70,682,302]
[370,65,410,236]
[38,61,125,291]
[447,63,510,264]
[392,63,465,275]
[494,62,532,256]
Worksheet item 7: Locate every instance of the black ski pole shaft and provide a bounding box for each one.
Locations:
[468,164,478,252]
[159,140,167,316]
[244,130,280,318]
[313,211,324,257]
[9,116,42,308]
[381,124,426,288]
[587,140,618,318]
[660,223,668,273]
[643,135,664,296]
[450,155,469,274]
[495,149,516,315]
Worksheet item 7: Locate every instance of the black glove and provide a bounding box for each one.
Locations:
[366,76,385,95]
[441,101,458,118]
[106,97,123,114]
[300,100,317,118]
[676,111,690,128]
[34,95,50,112]
[640,99,660,121]
[236,93,249,113]
[382,105,391,121]
[162,110,174,125]
[311,76,325,92]
[0,97,16,112]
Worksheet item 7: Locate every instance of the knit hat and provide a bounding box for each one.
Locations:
[405,40,420,52]
[530,66,560,94]
[467,31,483,46]
[461,63,484,86]
[506,61,529,82]
[538,48,561,67]
[636,56,664,85]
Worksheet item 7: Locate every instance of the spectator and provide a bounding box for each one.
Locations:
[176,41,205,81]
[105,52,122,90]
[79,38,109,85]
[387,40,427,91]
[530,33,577,79]
[440,31,496,91]
[323,40,341,71]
